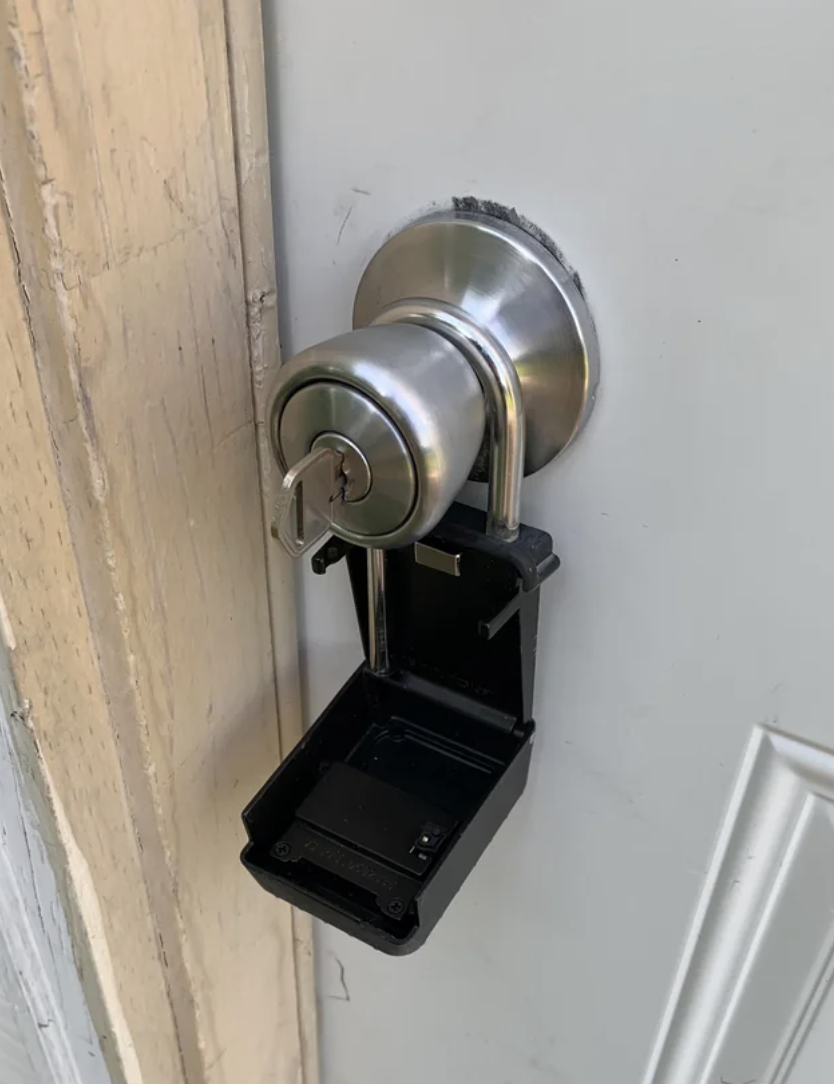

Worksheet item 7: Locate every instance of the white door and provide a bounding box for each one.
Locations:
[263,2,834,1081]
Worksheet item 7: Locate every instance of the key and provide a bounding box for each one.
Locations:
[271,447,345,558]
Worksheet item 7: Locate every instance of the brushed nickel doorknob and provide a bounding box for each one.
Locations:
[267,209,599,554]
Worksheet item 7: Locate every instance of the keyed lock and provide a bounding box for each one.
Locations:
[242,208,599,952]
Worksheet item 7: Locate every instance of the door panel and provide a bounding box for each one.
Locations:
[264,0,834,1080]
[645,728,834,1084]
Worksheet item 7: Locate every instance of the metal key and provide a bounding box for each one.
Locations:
[271,447,345,558]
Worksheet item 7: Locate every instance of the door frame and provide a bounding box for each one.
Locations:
[0,0,315,1080]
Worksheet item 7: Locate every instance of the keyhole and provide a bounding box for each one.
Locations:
[312,432,372,503]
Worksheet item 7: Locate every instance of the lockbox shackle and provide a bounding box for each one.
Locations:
[364,297,527,673]
[369,299,525,544]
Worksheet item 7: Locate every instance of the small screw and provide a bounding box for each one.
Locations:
[274,842,291,858]
[386,898,405,916]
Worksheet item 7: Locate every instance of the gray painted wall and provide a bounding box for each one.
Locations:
[0,979,39,1084]
[0,642,112,1084]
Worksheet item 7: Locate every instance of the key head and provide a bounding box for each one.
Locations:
[272,447,345,558]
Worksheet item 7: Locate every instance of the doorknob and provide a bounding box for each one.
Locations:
[242,207,599,954]
[266,209,599,551]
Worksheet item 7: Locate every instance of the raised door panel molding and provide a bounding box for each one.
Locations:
[643,725,834,1084]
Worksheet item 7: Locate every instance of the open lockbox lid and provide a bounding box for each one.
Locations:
[241,503,558,953]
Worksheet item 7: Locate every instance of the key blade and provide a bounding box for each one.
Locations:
[272,447,344,558]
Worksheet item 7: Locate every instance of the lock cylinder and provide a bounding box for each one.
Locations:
[268,323,486,549]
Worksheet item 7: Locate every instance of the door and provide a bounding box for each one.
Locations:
[263,2,834,1082]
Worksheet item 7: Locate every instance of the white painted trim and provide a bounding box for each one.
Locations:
[643,725,834,1084]
[0,654,111,1084]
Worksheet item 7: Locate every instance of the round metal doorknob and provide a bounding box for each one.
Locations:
[269,323,486,549]
[266,208,599,552]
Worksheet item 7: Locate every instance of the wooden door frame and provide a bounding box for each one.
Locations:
[0,0,316,1080]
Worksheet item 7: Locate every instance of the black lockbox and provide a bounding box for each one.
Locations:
[241,502,557,953]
